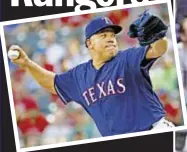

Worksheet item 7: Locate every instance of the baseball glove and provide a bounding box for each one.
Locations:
[128,10,168,46]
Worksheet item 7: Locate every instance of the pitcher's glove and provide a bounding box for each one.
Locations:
[128,10,168,46]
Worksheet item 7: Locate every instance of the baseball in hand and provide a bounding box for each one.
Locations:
[8,50,20,60]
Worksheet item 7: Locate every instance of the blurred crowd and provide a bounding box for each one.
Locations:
[176,0,187,103]
[175,0,187,152]
[4,4,183,148]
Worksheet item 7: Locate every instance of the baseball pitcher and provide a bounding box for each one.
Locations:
[9,11,174,136]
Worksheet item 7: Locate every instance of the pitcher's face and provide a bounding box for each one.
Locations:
[87,30,118,60]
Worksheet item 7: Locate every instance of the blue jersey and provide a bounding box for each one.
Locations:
[54,46,165,136]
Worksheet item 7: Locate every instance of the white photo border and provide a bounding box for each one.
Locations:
[173,0,176,20]
[0,0,186,152]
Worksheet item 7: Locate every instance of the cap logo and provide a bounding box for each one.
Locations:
[103,17,111,24]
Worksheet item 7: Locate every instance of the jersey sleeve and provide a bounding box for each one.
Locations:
[126,46,158,71]
[54,68,79,105]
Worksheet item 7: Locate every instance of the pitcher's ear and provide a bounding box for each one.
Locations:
[86,39,92,49]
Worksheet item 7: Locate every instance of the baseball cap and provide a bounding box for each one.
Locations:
[85,17,122,39]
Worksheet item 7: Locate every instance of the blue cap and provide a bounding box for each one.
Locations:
[85,17,122,39]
